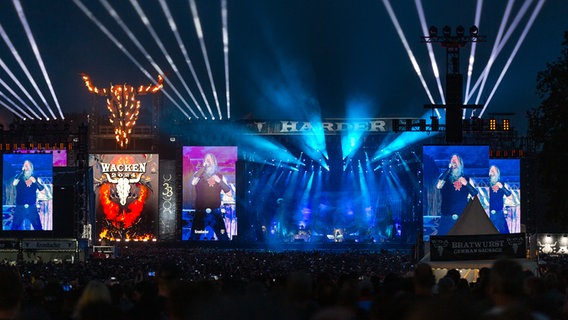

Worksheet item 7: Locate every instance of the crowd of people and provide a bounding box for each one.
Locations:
[1,246,568,320]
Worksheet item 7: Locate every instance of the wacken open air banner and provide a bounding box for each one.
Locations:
[90,154,159,241]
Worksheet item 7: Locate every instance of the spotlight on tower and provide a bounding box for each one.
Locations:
[469,25,479,38]
[428,25,438,37]
[456,25,465,37]
[442,25,451,37]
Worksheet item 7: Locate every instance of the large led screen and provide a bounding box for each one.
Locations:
[481,159,521,234]
[17,149,67,167]
[182,146,237,241]
[90,154,159,241]
[2,153,53,231]
[422,145,489,240]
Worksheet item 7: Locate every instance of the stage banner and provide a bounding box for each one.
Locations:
[430,233,526,261]
[22,239,77,251]
[90,154,159,241]
[158,160,177,240]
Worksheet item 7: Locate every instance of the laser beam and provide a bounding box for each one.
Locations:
[479,0,545,117]
[189,0,223,120]
[99,0,199,118]
[464,0,483,118]
[73,0,192,119]
[383,0,438,118]
[415,0,445,105]
[129,0,210,119]
[222,0,230,119]
[0,23,52,119]
[13,0,62,119]
[158,0,215,119]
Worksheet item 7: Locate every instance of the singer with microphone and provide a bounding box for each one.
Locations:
[436,154,478,235]
[11,160,45,230]
[189,153,232,240]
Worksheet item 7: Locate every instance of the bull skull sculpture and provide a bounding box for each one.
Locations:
[81,74,164,147]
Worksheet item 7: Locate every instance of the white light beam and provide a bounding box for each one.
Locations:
[222,0,230,119]
[464,0,483,118]
[0,77,38,118]
[130,0,210,119]
[13,0,62,119]
[73,0,192,120]
[100,0,199,119]
[189,0,223,120]
[0,88,32,119]
[382,0,439,118]
[415,0,445,105]
[479,0,545,117]
[158,0,215,119]
[0,23,52,119]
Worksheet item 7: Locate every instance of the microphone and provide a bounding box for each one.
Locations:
[15,169,24,180]
[195,166,206,178]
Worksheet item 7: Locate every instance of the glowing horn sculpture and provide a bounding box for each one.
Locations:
[81,74,164,147]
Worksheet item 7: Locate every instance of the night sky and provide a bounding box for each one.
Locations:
[0,0,566,135]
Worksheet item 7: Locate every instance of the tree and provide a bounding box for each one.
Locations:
[527,31,568,227]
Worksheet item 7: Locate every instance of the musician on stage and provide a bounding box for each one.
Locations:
[190,153,233,240]
[436,154,478,235]
[488,165,513,233]
[11,160,45,230]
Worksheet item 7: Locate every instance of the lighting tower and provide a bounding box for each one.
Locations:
[423,25,485,143]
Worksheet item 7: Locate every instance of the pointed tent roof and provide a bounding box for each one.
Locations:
[448,197,499,235]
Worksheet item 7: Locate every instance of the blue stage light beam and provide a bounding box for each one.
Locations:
[299,171,315,210]
[73,0,192,120]
[341,97,372,159]
[98,0,199,119]
[129,0,210,119]
[0,23,53,119]
[372,112,440,164]
[189,0,223,120]
[382,0,439,117]
[291,118,330,171]
[158,0,215,120]
[221,0,230,119]
[214,123,301,167]
[13,0,61,120]
[415,0,445,105]
[358,160,372,211]
[388,168,408,200]
[479,0,544,118]
[373,131,432,164]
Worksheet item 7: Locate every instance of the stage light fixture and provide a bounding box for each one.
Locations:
[442,25,451,37]
[503,119,510,131]
[430,116,439,131]
[489,118,496,131]
[456,25,465,37]
[428,25,438,37]
[469,25,479,38]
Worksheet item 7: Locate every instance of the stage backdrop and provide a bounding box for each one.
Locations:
[89,154,159,241]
